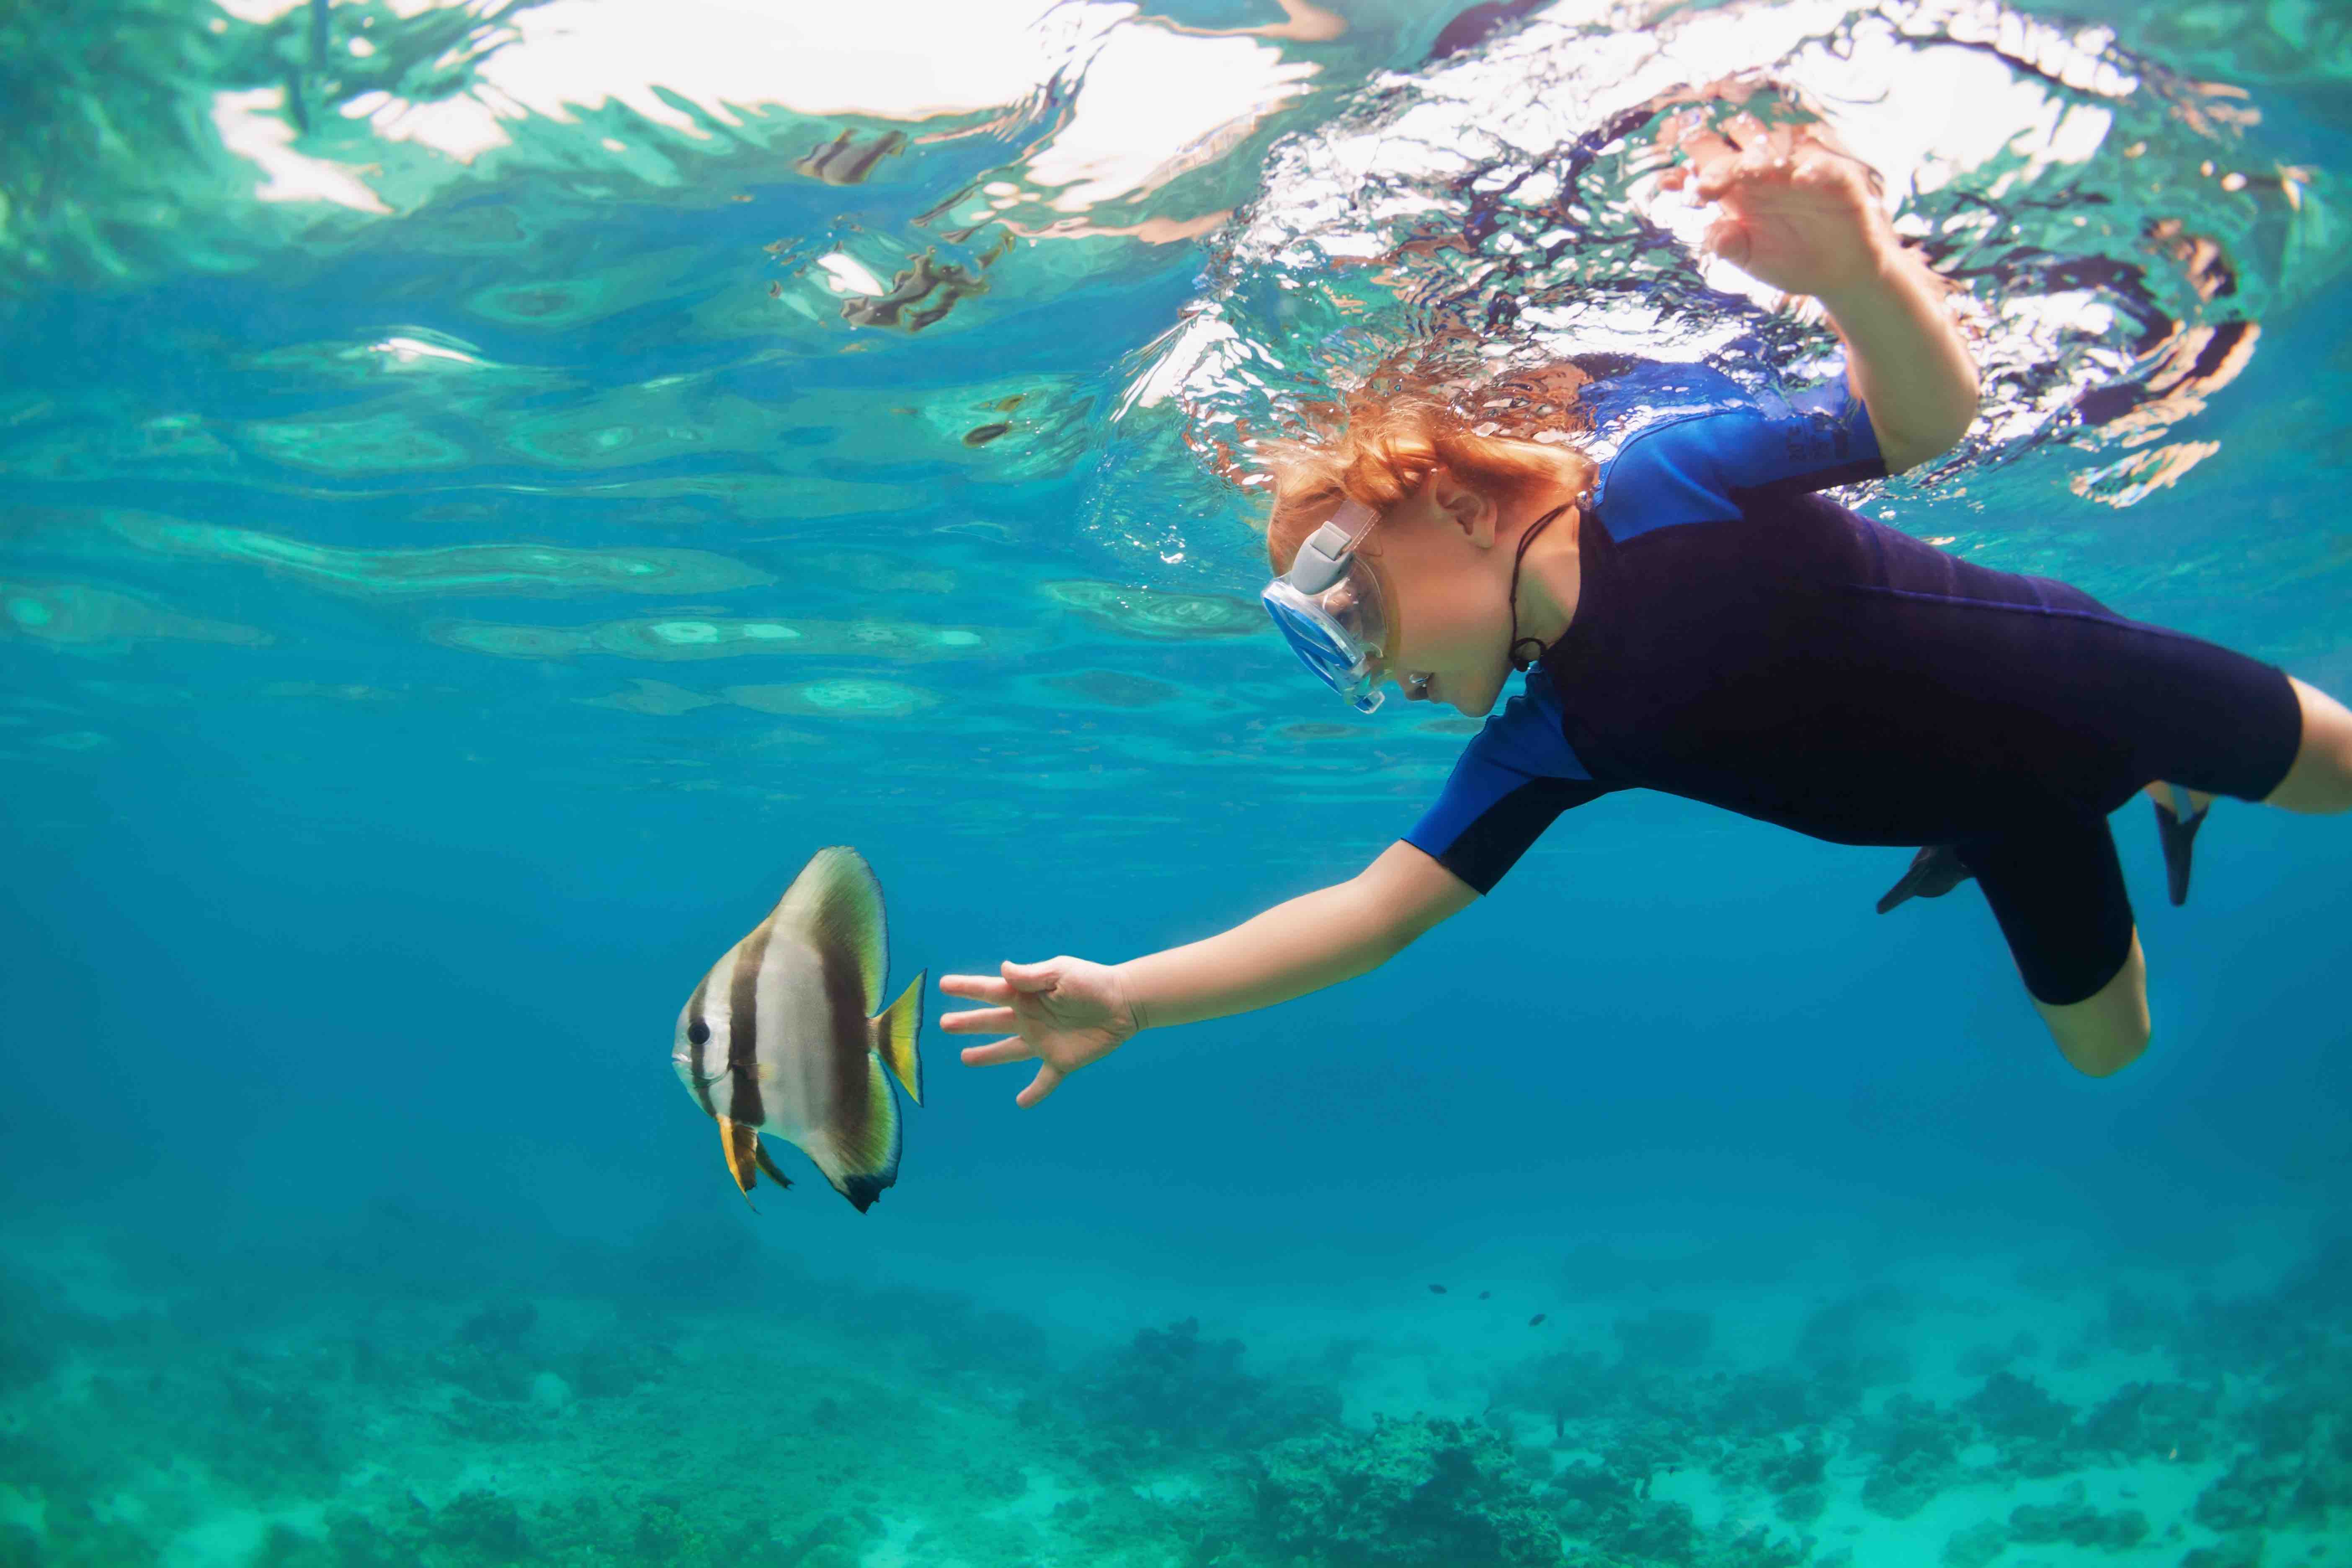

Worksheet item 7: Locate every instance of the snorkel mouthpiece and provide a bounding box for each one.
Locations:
[1262,499,1390,714]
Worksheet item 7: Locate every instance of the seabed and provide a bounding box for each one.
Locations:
[4,1220,2345,1568]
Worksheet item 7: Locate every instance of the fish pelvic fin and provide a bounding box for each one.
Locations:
[774,847,888,1015]
[717,1114,761,1206]
[810,1055,903,1215]
[752,1140,795,1191]
[872,968,926,1107]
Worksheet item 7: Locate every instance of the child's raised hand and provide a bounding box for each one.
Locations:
[941,957,1139,1107]
[1658,110,1893,300]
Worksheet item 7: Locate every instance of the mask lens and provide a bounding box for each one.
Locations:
[1262,558,1390,713]
[1262,500,1393,713]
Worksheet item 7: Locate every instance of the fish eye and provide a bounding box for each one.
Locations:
[686,1020,709,1045]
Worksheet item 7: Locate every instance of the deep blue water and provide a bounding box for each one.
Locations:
[2,2,2348,1565]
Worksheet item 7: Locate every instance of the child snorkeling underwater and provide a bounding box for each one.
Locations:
[941,109,2352,1098]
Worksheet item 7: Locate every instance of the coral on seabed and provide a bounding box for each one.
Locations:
[1960,1370,2077,1478]
[1256,1415,1564,1567]
[1941,1517,2008,1568]
[2006,1495,2150,1548]
[1083,1317,1339,1452]
[1856,1394,1965,1519]
[10,1207,2352,1568]
[2076,1378,2218,1462]
[1790,1287,1914,1395]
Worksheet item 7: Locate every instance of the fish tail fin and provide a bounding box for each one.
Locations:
[811,1056,902,1214]
[871,969,926,1106]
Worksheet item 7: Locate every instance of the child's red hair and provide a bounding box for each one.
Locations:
[1250,368,1597,572]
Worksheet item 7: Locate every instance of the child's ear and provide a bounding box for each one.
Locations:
[1427,468,1498,547]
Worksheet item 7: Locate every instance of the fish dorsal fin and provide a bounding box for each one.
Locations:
[871,970,926,1106]
[772,846,886,1015]
[807,1056,903,1215]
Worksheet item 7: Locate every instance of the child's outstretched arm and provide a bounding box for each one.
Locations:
[941,841,1475,1106]
[1665,112,1979,473]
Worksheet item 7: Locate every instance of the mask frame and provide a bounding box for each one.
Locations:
[1260,499,1392,714]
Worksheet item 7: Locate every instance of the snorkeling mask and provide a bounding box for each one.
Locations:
[1261,498,1394,714]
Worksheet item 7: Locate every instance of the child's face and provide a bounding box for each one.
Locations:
[1359,472,1520,718]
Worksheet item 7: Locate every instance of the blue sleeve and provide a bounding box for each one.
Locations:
[1592,369,1885,542]
[1403,667,1612,894]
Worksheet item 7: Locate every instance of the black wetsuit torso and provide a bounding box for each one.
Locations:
[1405,363,2300,1003]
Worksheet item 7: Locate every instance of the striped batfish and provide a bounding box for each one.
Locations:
[672,847,925,1213]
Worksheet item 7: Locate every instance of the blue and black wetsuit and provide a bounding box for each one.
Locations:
[1406,364,2303,1005]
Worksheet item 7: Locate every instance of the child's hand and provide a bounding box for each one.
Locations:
[1658,111,1893,300]
[941,957,1140,1107]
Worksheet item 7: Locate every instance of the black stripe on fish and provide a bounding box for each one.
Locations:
[819,932,869,1160]
[728,921,773,1130]
[686,974,715,1116]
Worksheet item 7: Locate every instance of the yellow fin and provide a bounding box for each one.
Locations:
[717,1115,760,1202]
[870,969,926,1106]
[773,846,887,1014]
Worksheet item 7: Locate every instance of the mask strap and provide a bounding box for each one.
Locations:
[1288,499,1380,595]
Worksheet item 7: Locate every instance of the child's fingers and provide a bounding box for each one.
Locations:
[940,1005,1017,1034]
[961,1036,1037,1066]
[1015,1063,1066,1109]
[1676,126,1739,168]
[1676,130,1752,201]
[1720,112,1798,162]
[1720,111,1768,151]
[1652,106,1703,149]
[1700,216,1750,267]
[939,972,1013,1003]
[1000,957,1065,992]
[1696,144,1802,203]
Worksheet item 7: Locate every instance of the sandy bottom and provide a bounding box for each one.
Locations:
[1,1221,2344,1568]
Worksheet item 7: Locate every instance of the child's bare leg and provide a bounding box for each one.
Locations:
[2139,676,2350,817]
[2033,930,2149,1077]
[2263,676,2352,814]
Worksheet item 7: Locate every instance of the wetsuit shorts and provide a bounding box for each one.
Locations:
[1404,361,2304,1006]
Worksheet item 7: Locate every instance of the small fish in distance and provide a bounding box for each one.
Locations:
[1429,1284,1448,1295]
[673,847,925,1213]
[1529,1314,1547,1327]
[1478,1290,1491,1300]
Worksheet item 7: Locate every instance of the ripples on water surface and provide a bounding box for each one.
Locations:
[5,0,2347,824]
[3,2,2350,1566]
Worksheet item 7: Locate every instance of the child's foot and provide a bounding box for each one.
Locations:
[2153,796,2208,907]
[1875,843,1973,914]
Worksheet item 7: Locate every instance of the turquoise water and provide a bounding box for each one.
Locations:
[3,1,2349,1564]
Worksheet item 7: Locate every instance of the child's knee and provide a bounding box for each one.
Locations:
[2271,678,2352,814]
[2057,1018,2149,1077]
[2033,935,2148,1075]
